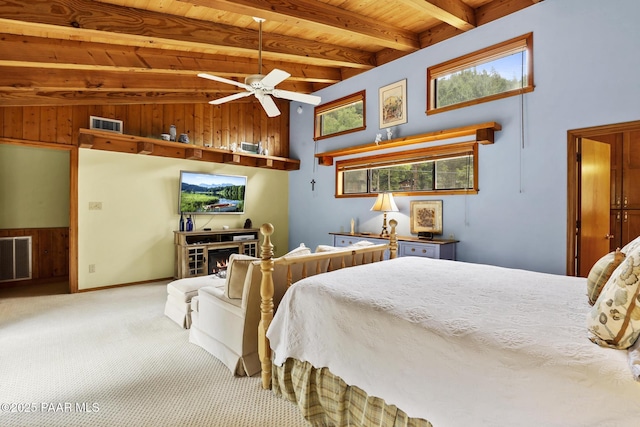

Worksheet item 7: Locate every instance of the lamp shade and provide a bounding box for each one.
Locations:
[370,193,399,212]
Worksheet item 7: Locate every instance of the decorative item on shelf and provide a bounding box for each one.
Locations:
[374,133,382,145]
[410,200,443,236]
[244,218,252,229]
[161,133,171,141]
[179,212,185,232]
[386,127,393,140]
[370,192,399,237]
[178,133,189,143]
[230,142,237,152]
[350,218,355,235]
[186,215,194,232]
[169,125,177,142]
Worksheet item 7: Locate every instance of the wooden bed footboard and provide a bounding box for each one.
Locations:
[258,220,398,389]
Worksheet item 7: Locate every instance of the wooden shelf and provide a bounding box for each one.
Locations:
[315,121,501,166]
[78,129,300,171]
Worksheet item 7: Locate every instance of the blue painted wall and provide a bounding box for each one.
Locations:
[287,0,640,275]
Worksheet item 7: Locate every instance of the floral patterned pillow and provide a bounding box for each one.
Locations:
[587,245,640,349]
[586,248,625,305]
[622,235,640,255]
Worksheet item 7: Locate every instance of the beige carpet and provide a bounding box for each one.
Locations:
[0,282,309,427]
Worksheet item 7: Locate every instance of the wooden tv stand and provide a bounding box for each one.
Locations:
[174,229,259,279]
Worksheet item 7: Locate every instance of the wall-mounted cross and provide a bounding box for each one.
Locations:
[310,179,316,191]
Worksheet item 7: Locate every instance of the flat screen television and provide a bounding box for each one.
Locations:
[179,171,247,214]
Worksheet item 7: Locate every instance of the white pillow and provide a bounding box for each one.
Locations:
[621,235,640,255]
[315,244,341,253]
[283,243,311,258]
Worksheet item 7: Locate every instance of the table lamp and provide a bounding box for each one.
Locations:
[370,193,399,237]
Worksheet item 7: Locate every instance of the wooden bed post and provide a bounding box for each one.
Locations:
[389,219,398,259]
[258,223,275,389]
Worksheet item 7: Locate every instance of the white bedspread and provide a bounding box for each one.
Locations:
[267,257,640,427]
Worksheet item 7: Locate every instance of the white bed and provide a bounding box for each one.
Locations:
[266,256,640,427]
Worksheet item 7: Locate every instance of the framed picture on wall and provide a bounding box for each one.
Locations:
[379,79,407,129]
[410,200,443,235]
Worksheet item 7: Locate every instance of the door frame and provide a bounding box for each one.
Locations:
[0,138,78,293]
[567,119,640,275]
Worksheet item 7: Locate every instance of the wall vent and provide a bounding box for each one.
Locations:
[0,237,32,282]
[90,115,123,133]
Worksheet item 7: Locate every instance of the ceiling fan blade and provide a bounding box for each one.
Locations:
[260,69,291,88]
[198,73,251,91]
[208,91,253,105]
[256,93,281,117]
[272,89,322,106]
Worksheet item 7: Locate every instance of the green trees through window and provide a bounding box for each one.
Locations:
[314,91,366,140]
[337,143,477,197]
[427,33,533,114]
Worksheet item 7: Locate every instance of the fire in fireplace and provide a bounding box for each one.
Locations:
[208,247,239,276]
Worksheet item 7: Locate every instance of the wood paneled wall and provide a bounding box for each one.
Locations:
[0,227,69,285]
[0,101,290,157]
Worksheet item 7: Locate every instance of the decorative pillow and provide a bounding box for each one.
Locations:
[225,254,259,299]
[588,245,640,349]
[586,248,625,305]
[621,235,640,255]
[315,245,341,253]
[349,240,375,247]
[283,243,311,258]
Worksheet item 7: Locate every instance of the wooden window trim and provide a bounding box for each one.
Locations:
[427,33,534,115]
[335,141,478,198]
[314,90,366,141]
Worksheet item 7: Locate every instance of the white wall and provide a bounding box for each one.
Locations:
[78,150,289,290]
[287,0,640,274]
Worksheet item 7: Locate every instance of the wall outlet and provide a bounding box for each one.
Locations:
[89,202,102,210]
[89,264,96,273]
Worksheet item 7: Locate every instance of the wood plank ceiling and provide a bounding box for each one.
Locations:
[0,0,542,107]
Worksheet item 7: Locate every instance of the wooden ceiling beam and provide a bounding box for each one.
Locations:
[0,35,341,85]
[476,0,541,26]
[398,0,476,31]
[177,0,420,52]
[0,67,316,94]
[0,0,376,69]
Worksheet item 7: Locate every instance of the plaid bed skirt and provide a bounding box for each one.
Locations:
[272,358,433,427]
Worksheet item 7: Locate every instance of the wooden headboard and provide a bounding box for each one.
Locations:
[257,220,398,388]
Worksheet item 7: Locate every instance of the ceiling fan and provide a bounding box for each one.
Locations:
[198,17,321,117]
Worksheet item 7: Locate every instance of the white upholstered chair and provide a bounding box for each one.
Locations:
[188,246,311,376]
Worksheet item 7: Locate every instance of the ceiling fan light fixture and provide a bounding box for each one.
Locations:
[198,17,320,117]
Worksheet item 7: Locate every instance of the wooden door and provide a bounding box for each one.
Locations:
[623,131,640,210]
[579,138,611,277]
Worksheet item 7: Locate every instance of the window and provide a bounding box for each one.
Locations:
[336,142,478,197]
[427,33,533,115]
[314,91,365,141]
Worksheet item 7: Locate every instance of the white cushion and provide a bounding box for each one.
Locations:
[283,243,312,257]
[167,276,224,302]
[200,284,243,309]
